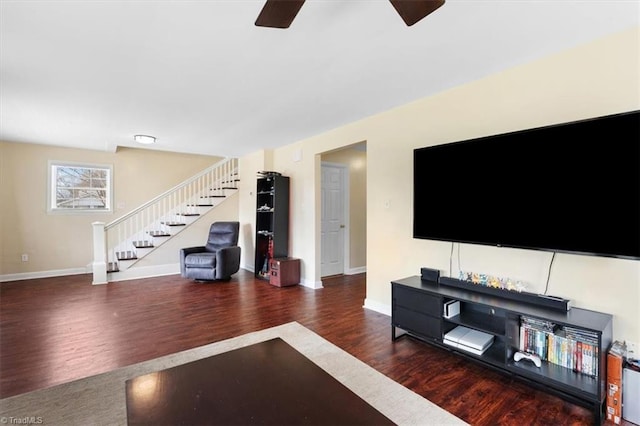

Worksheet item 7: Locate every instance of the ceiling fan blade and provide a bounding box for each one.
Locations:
[255,0,306,29]
[389,0,445,26]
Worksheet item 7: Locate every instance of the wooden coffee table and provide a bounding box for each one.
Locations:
[125,337,394,425]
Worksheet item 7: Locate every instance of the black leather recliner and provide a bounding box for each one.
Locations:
[180,221,241,281]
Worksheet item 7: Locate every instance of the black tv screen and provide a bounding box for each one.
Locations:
[413,110,640,260]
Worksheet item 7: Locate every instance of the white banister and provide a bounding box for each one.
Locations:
[106,158,234,230]
[92,221,107,285]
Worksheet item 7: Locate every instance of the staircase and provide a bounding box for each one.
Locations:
[91,158,239,284]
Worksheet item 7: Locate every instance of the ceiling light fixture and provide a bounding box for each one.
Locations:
[134,134,156,145]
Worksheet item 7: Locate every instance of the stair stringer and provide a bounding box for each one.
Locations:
[107,191,239,282]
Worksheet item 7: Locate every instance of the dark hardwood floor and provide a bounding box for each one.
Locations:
[0,270,627,425]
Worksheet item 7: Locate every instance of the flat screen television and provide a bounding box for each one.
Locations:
[413,110,640,260]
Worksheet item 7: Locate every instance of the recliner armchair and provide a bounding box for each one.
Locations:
[180,221,241,281]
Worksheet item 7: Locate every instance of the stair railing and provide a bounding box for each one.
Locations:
[91,157,238,284]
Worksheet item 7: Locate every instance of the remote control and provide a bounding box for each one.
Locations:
[513,351,541,368]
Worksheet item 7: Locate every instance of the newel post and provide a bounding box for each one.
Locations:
[92,221,108,285]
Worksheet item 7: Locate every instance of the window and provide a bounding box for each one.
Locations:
[48,161,113,212]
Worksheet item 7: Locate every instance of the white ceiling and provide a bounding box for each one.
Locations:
[1,0,638,158]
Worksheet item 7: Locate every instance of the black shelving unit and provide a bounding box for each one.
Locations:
[254,175,290,280]
[391,276,612,425]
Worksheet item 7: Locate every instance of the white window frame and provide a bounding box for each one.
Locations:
[47,160,113,214]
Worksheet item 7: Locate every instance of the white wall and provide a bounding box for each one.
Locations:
[240,27,640,344]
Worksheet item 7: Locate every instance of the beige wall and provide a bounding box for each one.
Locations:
[0,142,222,276]
[241,27,640,343]
[322,147,367,270]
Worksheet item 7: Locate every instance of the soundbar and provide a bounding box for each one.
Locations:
[438,276,571,311]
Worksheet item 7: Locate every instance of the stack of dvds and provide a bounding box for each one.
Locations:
[519,316,599,377]
[519,316,557,361]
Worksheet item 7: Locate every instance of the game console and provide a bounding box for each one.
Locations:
[443,300,460,319]
[444,326,494,356]
[514,351,542,368]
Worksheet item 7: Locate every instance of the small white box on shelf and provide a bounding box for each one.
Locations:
[444,300,460,319]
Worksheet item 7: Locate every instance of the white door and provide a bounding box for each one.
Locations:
[321,164,346,277]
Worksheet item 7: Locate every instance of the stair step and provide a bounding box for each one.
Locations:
[100,162,238,278]
[116,251,137,261]
[132,240,154,248]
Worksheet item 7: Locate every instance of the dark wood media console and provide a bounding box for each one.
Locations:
[391,276,613,425]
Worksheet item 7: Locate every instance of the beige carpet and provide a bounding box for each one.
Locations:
[0,322,467,425]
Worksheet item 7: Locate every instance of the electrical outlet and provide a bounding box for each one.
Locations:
[21,254,29,262]
[627,341,638,359]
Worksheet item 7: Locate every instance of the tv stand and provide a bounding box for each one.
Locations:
[391,276,612,425]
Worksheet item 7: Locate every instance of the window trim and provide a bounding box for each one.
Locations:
[47,160,114,214]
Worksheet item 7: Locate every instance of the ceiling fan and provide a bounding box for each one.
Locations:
[255,0,445,29]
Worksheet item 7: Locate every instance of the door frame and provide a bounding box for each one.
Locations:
[321,161,350,277]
